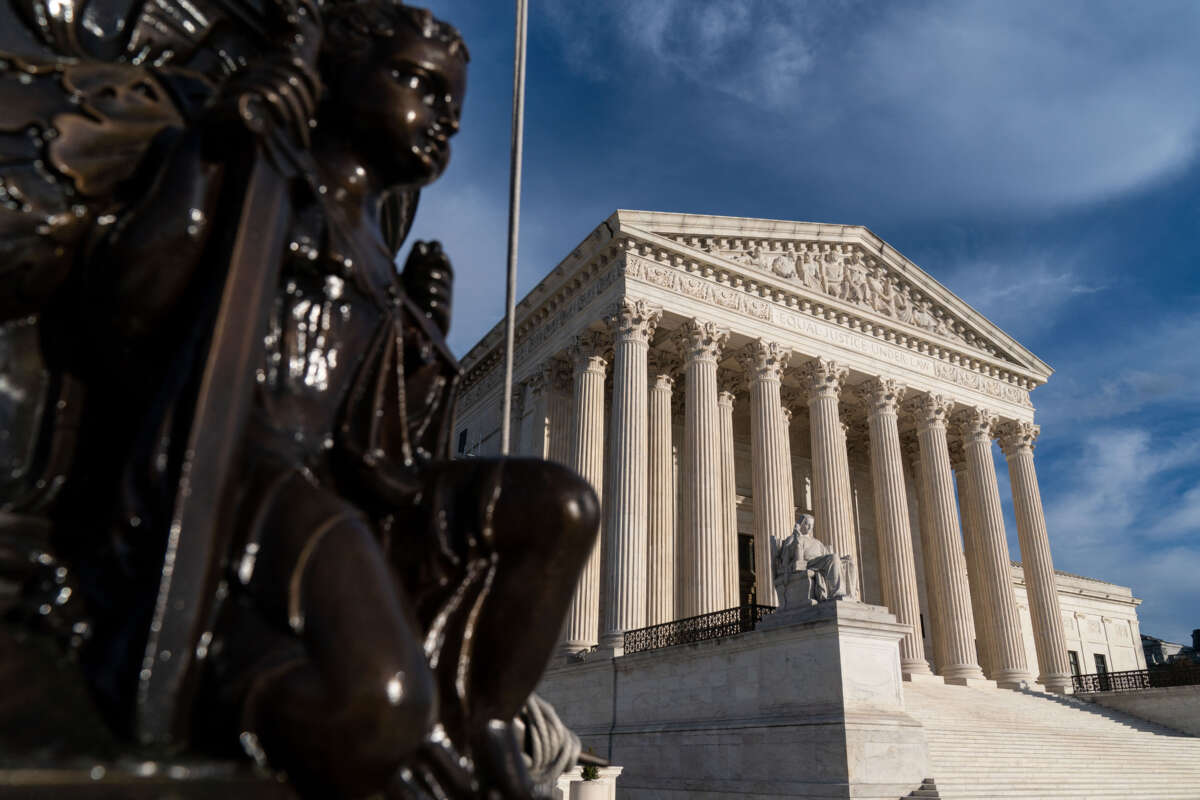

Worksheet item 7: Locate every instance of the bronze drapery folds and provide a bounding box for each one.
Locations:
[0,1,600,797]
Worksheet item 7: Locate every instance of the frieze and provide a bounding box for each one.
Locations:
[771,306,1031,408]
[625,254,769,320]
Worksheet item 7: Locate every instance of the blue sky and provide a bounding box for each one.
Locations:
[412,0,1200,646]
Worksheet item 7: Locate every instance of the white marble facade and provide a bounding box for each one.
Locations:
[455,211,1136,692]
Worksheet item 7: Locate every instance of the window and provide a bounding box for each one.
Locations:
[1068,650,1081,676]
[1094,653,1108,674]
[457,429,468,454]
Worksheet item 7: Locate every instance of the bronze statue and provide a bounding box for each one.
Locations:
[0,1,600,797]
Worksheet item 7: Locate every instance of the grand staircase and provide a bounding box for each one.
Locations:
[902,680,1200,799]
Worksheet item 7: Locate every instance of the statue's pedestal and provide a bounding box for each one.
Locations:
[538,600,932,799]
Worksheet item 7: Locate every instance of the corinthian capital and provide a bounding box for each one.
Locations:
[855,377,907,416]
[679,318,728,363]
[607,298,662,344]
[736,339,790,383]
[549,357,574,394]
[570,330,609,371]
[903,393,954,430]
[648,350,679,393]
[796,357,848,400]
[997,420,1040,455]
[952,407,998,444]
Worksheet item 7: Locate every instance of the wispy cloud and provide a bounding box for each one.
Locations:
[542,0,823,107]
[1031,310,1200,430]
[542,0,1200,218]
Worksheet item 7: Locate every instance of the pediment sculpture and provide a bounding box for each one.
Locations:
[663,234,997,353]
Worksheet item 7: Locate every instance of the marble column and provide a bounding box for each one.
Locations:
[999,421,1072,693]
[561,331,608,654]
[907,394,984,682]
[718,385,740,608]
[546,360,574,466]
[600,300,661,648]
[681,319,729,616]
[738,340,791,608]
[951,442,996,679]
[859,379,931,676]
[905,437,946,672]
[519,369,549,458]
[954,408,1031,688]
[647,352,677,626]
[798,358,856,561]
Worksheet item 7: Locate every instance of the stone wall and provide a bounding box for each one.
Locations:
[1077,685,1200,737]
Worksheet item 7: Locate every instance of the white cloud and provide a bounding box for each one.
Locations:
[1040,426,1200,643]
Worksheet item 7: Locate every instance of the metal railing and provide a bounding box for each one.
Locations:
[1072,663,1200,694]
[623,605,776,655]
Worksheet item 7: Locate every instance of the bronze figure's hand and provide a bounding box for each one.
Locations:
[402,240,455,335]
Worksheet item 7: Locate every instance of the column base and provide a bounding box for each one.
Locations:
[597,631,625,651]
[991,669,1036,690]
[939,663,987,683]
[1040,677,1074,694]
[901,659,934,676]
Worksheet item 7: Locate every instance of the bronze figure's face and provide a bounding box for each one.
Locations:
[331,28,467,188]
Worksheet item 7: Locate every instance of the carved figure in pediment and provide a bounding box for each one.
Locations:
[894,289,914,325]
[844,256,869,305]
[910,300,938,332]
[821,250,845,298]
[866,267,895,317]
[769,252,797,279]
[799,253,822,290]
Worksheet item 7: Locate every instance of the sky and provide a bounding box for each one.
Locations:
[410,0,1200,647]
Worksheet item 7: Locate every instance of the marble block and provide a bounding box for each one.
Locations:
[538,600,931,799]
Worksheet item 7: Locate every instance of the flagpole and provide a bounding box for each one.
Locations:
[500,0,528,456]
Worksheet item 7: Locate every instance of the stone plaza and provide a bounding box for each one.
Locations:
[454,211,1194,797]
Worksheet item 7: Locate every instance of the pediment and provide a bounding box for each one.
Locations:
[611,210,1050,379]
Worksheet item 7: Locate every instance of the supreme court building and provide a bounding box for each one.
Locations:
[454,210,1145,694]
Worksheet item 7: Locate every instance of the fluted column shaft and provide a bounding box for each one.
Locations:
[1001,422,1072,693]
[546,367,574,466]
[953,452,995,678]
[561,333,607,653]
[739,341,791,607]
[779,405,796,531]
[861,380,931,675]
[600,301,660,647]
[682,320,728,616]
[718,390,740,608]
[906,442,946,672]
[956,409,1030,687]
[647,369,676,626]
[800,359,856,560]
[910,395,983,681]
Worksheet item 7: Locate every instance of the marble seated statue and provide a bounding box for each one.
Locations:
[772,514,855,610]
